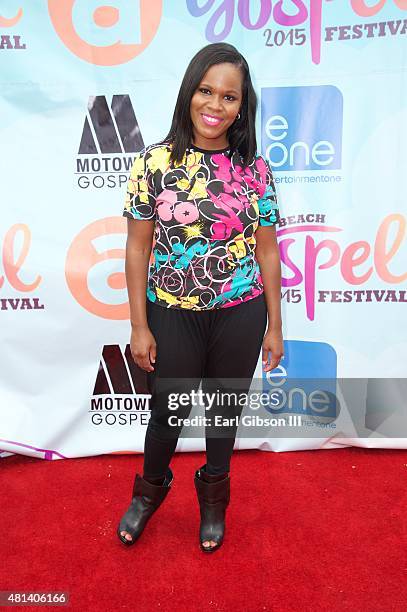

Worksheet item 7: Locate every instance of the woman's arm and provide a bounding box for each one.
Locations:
[125,217,157,372]
[255,225,284,372]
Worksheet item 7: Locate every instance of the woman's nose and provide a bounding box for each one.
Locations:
[207,96,223,112]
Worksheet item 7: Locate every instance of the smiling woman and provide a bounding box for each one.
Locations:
[189,63,242,151]
[118,42,283,554]
[163,43,258,167]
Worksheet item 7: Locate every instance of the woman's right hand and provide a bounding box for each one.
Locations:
[130,325,157,372]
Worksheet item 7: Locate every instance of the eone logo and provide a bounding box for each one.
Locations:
[48,0,162,66]
[262,85,343,171]
[263,340,339,420]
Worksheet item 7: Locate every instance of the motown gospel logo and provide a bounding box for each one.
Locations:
[90,344,151,426]
[75,95,144,190]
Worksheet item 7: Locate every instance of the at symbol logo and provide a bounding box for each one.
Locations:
[0,7,23,27]
[79,95,144,154]
[48,0,162,66]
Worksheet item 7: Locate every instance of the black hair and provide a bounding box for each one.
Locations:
[162,43,257,167]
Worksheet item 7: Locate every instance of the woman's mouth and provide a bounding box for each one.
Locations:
[201,113,223,127]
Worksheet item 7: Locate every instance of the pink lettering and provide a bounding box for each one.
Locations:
[280,238,303,286]
[304,236,341,320]
[1,224,41,292]
[375,214,407,283]
[341,241,372,284]
[351,0,387,17]
[277,214,406,320]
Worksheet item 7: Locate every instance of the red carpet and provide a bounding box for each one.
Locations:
[1,447,406,611]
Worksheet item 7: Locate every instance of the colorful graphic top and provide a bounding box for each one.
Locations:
[123,142,279,310]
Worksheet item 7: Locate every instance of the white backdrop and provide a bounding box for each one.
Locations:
[1,1,406,460]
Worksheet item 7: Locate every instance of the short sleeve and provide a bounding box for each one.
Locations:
[256,155,280,227]
[123,149,156,220]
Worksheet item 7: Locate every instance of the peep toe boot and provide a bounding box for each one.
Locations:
[194,464,230,553]
[117,467,173,546]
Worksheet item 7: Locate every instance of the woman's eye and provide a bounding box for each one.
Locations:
[199,89,235,101]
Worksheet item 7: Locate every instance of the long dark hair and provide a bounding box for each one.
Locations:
[162,43,257,167]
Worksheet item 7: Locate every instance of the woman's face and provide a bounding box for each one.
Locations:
[190,62,243,150]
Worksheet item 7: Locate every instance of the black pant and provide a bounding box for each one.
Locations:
[143,293,268,477]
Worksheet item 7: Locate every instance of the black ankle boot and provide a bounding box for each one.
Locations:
[117,467,173,546]
[199,467,228,483]
[194,464,230,553]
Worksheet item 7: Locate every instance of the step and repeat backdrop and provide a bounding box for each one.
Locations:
[1,1,406,460]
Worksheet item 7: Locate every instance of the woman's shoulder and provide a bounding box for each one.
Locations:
[251,151,273,176]
[252,151,270,166]
[135,140,172,159]
[130,141,173,176]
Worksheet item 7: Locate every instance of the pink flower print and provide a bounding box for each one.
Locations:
[255,156,268,181]
[254,158,269,197]
[237,164,266,198]
[212,154,232,182]
[214,157,246,192]
[208,189,243,240]
[232,165,259,204]
[212,216,240,241]
[223,175,246,198]
[212,159,251,207]
[156,190,199,225]
[212,154,266,206]
[173,202,199,224]
[157,189,177,221]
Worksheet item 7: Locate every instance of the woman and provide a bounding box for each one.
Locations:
[118,42,283,553]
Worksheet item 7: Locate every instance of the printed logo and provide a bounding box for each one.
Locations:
[0,8,23,27]
[0,224,44,312]
[48,0,162,66]
[0,5,26,50]
[91,344,151,426]
[186,0,407,65]
[79,94,143,155]
[262,85,343,172]
[76,95,144,189]
[276,212,407,320]
[65,217,128,319]
[262,340,339,421]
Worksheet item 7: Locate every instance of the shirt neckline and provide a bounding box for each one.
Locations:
[188,143,231,154]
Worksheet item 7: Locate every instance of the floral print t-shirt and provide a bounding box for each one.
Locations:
[123,141,279,310]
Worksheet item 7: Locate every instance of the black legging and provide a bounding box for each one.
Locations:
[143,293,268,477]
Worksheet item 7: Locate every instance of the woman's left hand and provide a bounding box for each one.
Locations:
[262,328,284,372]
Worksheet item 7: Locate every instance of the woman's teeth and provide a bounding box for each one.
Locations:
[201,114,223,126]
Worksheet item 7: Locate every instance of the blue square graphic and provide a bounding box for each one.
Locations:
[262,340,338,418]
[261,85,343,172]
